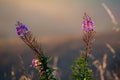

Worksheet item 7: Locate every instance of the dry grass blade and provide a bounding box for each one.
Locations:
[106,43,115,56]
[102,54,107,70]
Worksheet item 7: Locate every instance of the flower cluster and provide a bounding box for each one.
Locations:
[82,13,96,57]
[16,22,28,36]
[30,59,42,69]
[82,13,94,32]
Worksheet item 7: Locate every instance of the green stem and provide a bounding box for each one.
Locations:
[40,57,49,80]
[83,51,87,80]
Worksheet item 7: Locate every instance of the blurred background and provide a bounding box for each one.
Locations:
[0,0,120,80]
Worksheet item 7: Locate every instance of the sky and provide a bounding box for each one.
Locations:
[0,0,120,39]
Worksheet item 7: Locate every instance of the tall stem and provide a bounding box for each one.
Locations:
[83,31,92,79]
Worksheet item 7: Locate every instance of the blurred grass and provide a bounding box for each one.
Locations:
[0,30,120,80]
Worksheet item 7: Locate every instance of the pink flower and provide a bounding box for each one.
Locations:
[82,13,95,32]
[30,58,40,68]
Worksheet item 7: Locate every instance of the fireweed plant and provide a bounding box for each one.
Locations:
[71,13,96,80]
[16,22,56,80]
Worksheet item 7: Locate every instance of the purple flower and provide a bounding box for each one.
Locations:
[82,13,95,32]
[16,21,28,36]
